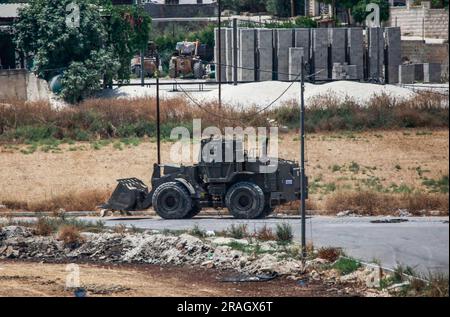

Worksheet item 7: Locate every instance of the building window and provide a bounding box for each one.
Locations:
[165,0,179,4]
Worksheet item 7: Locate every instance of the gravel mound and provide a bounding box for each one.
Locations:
[0,226,303,276]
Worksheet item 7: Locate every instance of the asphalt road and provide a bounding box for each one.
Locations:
[83,215,449,274]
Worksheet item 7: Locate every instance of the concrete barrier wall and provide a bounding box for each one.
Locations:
[0,69,49,101]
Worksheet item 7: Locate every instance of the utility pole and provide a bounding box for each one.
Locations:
[299,57,307,259]
[156,73,161,165]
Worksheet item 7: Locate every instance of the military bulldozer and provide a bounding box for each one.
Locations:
[168,40,207,79]
[102,137,307,219]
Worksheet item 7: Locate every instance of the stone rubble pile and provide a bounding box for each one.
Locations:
[0,226,303,276]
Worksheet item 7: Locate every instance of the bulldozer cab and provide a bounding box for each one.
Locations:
[175,41,198,56]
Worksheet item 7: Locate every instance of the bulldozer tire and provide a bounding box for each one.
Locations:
[152,182,193,219]
[193,62,204,79]
[225,182,265,219]
[183,204,201,219]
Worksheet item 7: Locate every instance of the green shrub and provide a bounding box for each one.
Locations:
[276,223,293,243]
[332,257,361,275]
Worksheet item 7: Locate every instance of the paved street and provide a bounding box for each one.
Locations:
[83,215,449,274]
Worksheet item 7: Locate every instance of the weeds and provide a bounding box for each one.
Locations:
[325,191,448,215]
[1,92,447,145]
[227,224,249,239]
[317,247,342,262]
[1,189,110,212]
[254,225,276,241]
[332,257,361,275]
[189,224,206,238]
[276,223,293,244]
[57,225,84,246]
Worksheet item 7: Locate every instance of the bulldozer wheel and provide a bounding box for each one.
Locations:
[225,182,265,219]
[193,62,205,79]
[183,204,201,219]
[152,182,192,219]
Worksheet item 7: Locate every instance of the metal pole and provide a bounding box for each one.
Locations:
[218,0,222,107]
[156,74,161,165]
[140,50,145,86]
[232,18,238,86]
[300,57,307,259]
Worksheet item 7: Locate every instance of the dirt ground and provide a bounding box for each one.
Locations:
[0,129,448,208]
[0,260,357,297]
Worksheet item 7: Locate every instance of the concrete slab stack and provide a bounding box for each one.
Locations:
[214,28,227,82]
[347,28,364,80]
[312,28,329,80]
[385,27,401,84]
[225,28,233,82]
[275,29,293,81]
[329,28,346,65]
[256,28,273,81]
[238,28,256,82]
[424,63,442,83]
[399,64,415,84]
[368,27,385,82]
[289,47,304,81]
[294,28,310,74]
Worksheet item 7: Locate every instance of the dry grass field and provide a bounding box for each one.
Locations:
[0,128,448,214]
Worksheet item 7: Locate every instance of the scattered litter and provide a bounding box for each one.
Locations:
[219,272,278,283]
[297,278,309,287]
[371,218,408,224]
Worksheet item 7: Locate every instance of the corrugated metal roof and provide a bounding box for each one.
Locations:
[0,3,27,19]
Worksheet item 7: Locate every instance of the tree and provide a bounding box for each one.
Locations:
[266,0,292,17]
[14,0,151,103]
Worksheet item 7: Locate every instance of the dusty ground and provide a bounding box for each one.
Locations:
[0,129,448,208]
[0,260,355,297]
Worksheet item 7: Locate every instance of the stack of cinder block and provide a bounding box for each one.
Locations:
[332,63,358,80]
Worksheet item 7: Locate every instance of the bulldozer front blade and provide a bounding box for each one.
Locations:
[101,178,149,211]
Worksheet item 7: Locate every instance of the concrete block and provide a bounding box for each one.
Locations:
[312,28,329,80]
[385,27,401,84]
[294,28,310,73]
[423,63,442,83]
[238,28,256,82]
[347,28,364,80]
[289,47,304,81]
[256,28,273,81]
[276,29,293,81]
[399,64,415,84]
[368,27,385,82]
[225,28,233,82]
[329,28,346,65]
[214,28,227,82]
[332,63,358,80]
